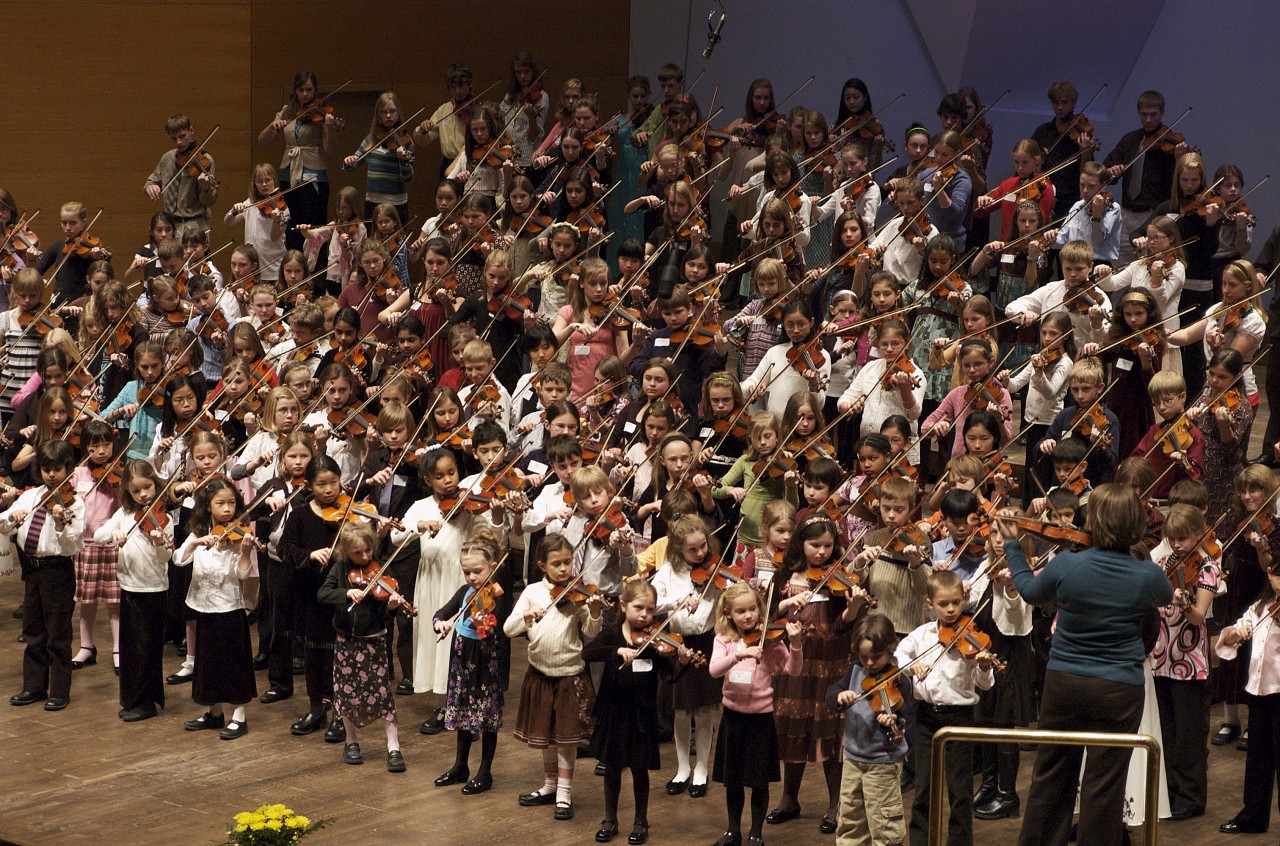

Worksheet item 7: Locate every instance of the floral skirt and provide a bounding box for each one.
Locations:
[75,541,120,604]
[445,633,503,734]
[332,632,395,728]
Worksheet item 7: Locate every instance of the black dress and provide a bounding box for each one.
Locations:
[583,621,683,769]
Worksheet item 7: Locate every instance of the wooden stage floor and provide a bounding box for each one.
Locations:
[0,398,1276,845]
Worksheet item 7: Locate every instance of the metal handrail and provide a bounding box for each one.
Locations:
[929,726,1161,846]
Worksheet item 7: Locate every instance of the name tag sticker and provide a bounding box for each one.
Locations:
[624,421,637,433]
[522,388,535,401]
[655,337,671,348]
[728,669,753,685]
[528,460,548,475]
[1116,358,1133,372]
[574,345,591,356]
[631,659,653,673]
[1000,253,1015,265]
[700,427,715,439]
[392,474,407,488]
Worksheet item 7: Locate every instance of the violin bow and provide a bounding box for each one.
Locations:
[345,107,428,170]
[1042,84,1107,159]
[346,530,423,613]
[158,125,221,196]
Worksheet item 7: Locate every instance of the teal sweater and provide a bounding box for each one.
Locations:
[100,380,163,461]
[1006,539,1172,686]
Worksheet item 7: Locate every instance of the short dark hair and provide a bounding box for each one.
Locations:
[471,421,506,449]
[617,238,645,261]
[521,322,557,352]
[546,434,583,464]
[1051,437,1088,465]
[803,457,843,489]
[37,440,75,471]
[940,489,979,521]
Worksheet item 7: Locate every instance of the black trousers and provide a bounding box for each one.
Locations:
[281,177,330,252]
[295,567,335,711]
[1018,670,1144,846]
[1153,677,1209,815]
[910,702,974,846]
[1262,339,1280,454]
[1178,287,1214,401]
[20,556,75,698]
[265,556,295,695]
[1234,691,1280,829]
[387,547,418,680]
[118,589,166,712]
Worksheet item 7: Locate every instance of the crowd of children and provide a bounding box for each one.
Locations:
[2,59,1279,846]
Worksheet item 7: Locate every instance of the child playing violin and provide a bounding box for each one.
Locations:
[0,269,55,421]
[298,186,365,298]
[741,301,829,420]
[143,114,218,234]
[972,203,1045,371]
[95,459,174,722]
[896,569,996,846]
[923,341,1013,458]
[101,340,168,463]
[828,613,911,845]
[224,164,289,284]
[851,477,930,639]
[339,240,402,351]
[1028,439,1094,519]
[305,363,366,486]
[838,318,925,463]
[343,92,414,224]
[1050,161,1122,264]
[1186,349,1253,521]
[552,466,639,603]
[721,258,788,381]
[651,515,724,802]
[586,576,692,844]
[1132,371,1204,499]
[317,521,408,772]
[451,250,531,391]
[713,411,794,564]
[431,524,512,793]
[231,386,302,492]
[973,139,1055,243]
[1005,239,1112,350]
[627,285,727,414]
[504,534,605,822]
[928,488,990,582]
[1093,216,1185,374]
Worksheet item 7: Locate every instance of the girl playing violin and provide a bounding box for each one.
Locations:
[833,433,894,543]
[102,340,168,463]
[1209,164,1254,272]
[225,243,262,313]
[837,317,925,465]
[391,449,499,722]
[175,477,259,741]
[741,300,830,420]
[904,233,969,412]
[997,312,1074,476]
[770,512,874,836]
[503,533,604,821]
[1213,465,1280,747]
[520,222,580,325]
[450,194,508,298]
[707,581,804,846]
[1078,287,1164,459]
[122,211,176,289]
[1153,504,1221,819]
[918,131,975,249]
[499,175,540,277]
[339,241,401,350]
[11,387,76,481]
[552,465,638,602]
[633,433,718,550]
[745,499,795,586]
[431,524,512,794]
[535,128,596,202]
[971,200,1046,369]
[742,152,810,252]
[930,295,999,391]
[232,386,302,490]
[644,181,704,276]
[298,186,364,299]
[973,139,1055,243]
[608,75,653,248]
[586,576,692,844]
[317,521,407,772]
[651,514,724,801]
[224,164,290,285]
[499,52,550,169]
[922,341,1014,457]
[1095,216,1185,373]
[811,213,871,310]
[696,372,749,484]
[829,614,910,844]
[609,401,673,541]
[817,142,882,240]
[712,411,793,567]
[629,146,685,244]
[97,459,174,721]
[552,257,642,401]
[149,375,206,480]
[797,110,834,269]
[343,92,413,224]
[1187,349,1253,521]
[304,363,366,486]
[721,258,787,380]
[260,71,338,251]
[319,307,378,390]
[451,250,529,391]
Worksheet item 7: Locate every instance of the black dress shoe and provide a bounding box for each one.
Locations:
[973,779,997,808]
[746,836,764,846]
[765,806,800,825]
[395,677,415,695]
[259,688,290,704]
[596,820,619,842]
[554,802,574,821]
[218,719,248,740]
[1238,729,1250,751]
[252,653,269,670]
[323,717,346,743]
[387,750,406,773]
[434,767,470,787]
[1219,819,1267,834]
[461,775,492,795]
[689,782,708,798]
[43,697,70,711]
[519,790,557,807]
[420,709,445,734]
[9,690,45,707]
[343,742,363,765]
[184,711,224,731]
[120,706,157,722]
[595,762,607,776]
[628,823,649,845]
[290,711,326,735]
[1166,808,1203,821]
[71,645,98,669]
[974,792,1020,820]
[819,816,838,834]
[710,833,741,846]
[1212,722,1241,746]
[166,668,194,685]
[665,778,688,795]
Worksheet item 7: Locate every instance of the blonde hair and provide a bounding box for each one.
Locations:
[753,257,787,293]
[879,476,917,507]
[338,522,379,564]
[665,514,718,570]
[569,465,613,503]
[760,499,797,534]
[1163,503,1206,541]
[1068,357,1104,385]
[461,338,494,365]
[461,524,504,562]
[1147,370,1186,400]
[260,386,301,435]
[1058,239,1093,267]
[746,411,780,459]
[714,582,764,639]
[945,454,985,485]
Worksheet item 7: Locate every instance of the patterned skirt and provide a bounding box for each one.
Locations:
[444,633,504,734]
[773,615,846,763]
[75,541,120,604]
[332,631,396,728]
[513,666,595,748]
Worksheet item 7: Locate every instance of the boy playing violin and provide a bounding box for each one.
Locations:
[1049,162,1122,264]
[1034,358,1120,491]
[1133,371,1204,499]
[851,477,929,640]
[267,302,327,378]
[929,489,987,582]
[457,339,511,432]
[1028,438,1093,518]
[187,275,232,384]
[1005,240,1111,347]
[1101,90,1187,264]
[36,202,108,306]
[143,113,219,234]
[626,286,728,415]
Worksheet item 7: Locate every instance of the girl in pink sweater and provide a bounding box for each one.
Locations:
[921,340,1014,456]
[708,582,804,846]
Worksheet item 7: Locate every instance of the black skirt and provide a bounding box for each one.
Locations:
[713,707,780,789]
[669,630,723,711]
[192,610,257,707]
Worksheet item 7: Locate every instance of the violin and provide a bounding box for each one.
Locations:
[508,210,552,236]
[1165,532,1221,593]
[882,523,931,555]
[17,311,64,337]
[1208,388,1244,417]
[460,583,504,637]
[630,626,707,666]
[549,580,606,607]
[91,463,124,488]
[1220,303,1257,336]
[750,450,798,481]
[1157,417,1196,472]
[295,97,344,126]
[1007,516,1092,551]
[1123,327,1164,356]
[211,521,264,550]
[195,309,228,343]
[518,82,544,109]
[348,562,417,616]
[371,268,406,302]
[711,411,750,440]
[487,286,534,321]
[326,406,377,440]
[1070,404,1112,444]
[1141,127,1189,154]
[938,614,1006,670]
[859,668,906,741]
[426,425,470,452]
[437,488,493,518]
[929,269,967,299]
[253,192,289,218]
[805,562,874,603]
[1238,510,1277,540]
[784,337,826,380]
[319,494,404,530]
[669,320,722,348]
[1057,113,1098,149]
[134,501,171,536]
[61,234,111,259]
[741,620,813,647]
[465,380,502,412]
[589,500,632,543]
[566,205,606,236]
[471,135,516,169]
[1180,190,1224,218]
[880,355,921,390]
[333,342,371,375]
[980,452,1018,492]
[677,210,707,240]
[963,379,1007,417]
[1068,274,1107,314]
[135,378,169,409]
[900,211,934,242]
[690,556,746,591]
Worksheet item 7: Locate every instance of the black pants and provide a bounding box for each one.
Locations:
[1262,339,1280,455]
[119,589,166,712]
[1233,691,1280,829]
[387,547,418,680]
[1179,286,1214,401]
[296,567,335,711]
[255,554,272,658]
[1154,677,1209,816]
[20,557,75,698]
[281,178,330,252]
[266,556,295,695]
[910,702,973,846]
[1018,670,1143,846]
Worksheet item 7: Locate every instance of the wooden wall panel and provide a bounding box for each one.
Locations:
[0,3,252,276]
[2,2,628,294]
